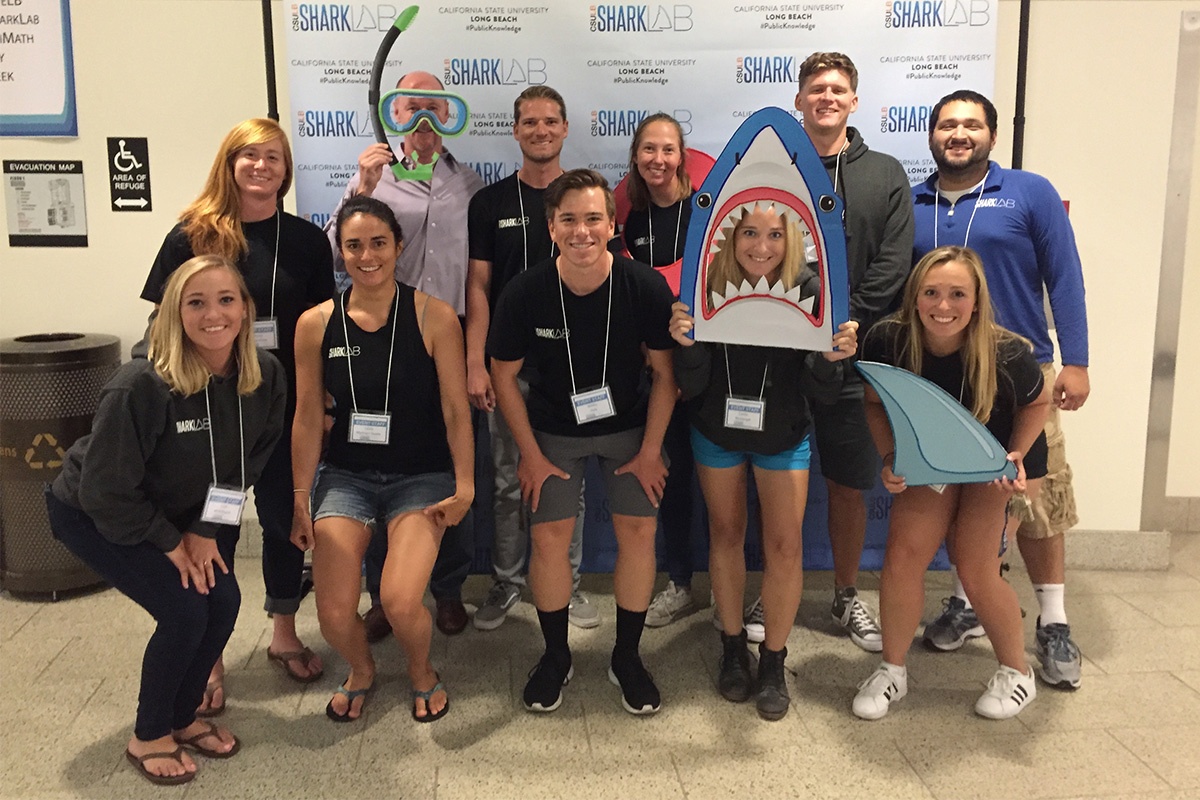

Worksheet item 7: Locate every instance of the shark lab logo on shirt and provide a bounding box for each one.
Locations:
[296,110,373,138]
[443,58,548,86]
[879,104,934,134]
[735,55,796,84]
[291,4,402,32]
[176,417,211,434]
[884,0,991,28]
[588,4,694,32]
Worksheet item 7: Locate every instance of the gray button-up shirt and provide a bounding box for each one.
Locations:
[326,150,485,316]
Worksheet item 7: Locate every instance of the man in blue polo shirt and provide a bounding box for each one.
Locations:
[912,89,1088,690]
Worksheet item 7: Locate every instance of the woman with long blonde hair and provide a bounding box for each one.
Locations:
[140,118,335,710]
[853,245,1050,721]
[47,257,286,784]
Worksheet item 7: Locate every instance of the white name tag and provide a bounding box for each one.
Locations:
[571,385,615,425]
[201,484,247,525]
[724,396,765,431]
[253,317,279,350]
[349,410,391,444]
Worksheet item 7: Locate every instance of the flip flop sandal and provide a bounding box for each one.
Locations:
[196,678,225,718]
[326,680,372,722]
[125,746,195,786]
[411,675,449,723]
[174,720,241,759]
[267,646,324,684]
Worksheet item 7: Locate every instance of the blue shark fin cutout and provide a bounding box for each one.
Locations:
[856,361,1018,486]
[679,107,849,351]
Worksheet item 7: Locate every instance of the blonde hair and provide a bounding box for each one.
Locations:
[626,113,692,211]
[179,118,293,262]
[705,205,805,309]
[882,245,1029,423]
[149,255,262,397]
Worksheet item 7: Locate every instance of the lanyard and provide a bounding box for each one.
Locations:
[934,173,987,249]
[723,344,768,402]
[558,270,612,395]
[340,282,400,413]
[516,175,556,272]
[647,201,683,266]
[203,381,245,490]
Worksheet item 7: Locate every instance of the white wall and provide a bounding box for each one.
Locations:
[2,0,1197,533]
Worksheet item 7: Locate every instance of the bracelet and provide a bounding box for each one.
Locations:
[293,488,310,494]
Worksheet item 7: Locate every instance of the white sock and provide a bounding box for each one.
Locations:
[1033,583,1068,626]
[882,661,907,679]
[951,566,972,609]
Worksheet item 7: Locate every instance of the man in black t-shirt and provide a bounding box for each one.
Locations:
[488,170,676,716]
[465,86,593,633]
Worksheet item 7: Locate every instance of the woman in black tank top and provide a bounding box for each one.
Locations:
[291,196,474,723]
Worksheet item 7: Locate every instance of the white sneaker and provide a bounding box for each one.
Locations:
[974,665,1037,719]
[852,664,908,720]
[743,597,765,644]
[568,591,600,629]
[644,581,698,628]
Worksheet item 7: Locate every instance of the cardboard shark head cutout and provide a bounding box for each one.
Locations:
[679,107,850,350]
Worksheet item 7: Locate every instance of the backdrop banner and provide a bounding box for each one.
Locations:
[285,0,997,571]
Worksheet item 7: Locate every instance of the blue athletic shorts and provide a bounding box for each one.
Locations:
[690,427,812,471]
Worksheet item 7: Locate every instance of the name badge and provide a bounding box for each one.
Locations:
[349,410,391,444]
[724,396,765,431]
[571,385,615,425]
[201,484,247,525]
[253,317,279,350]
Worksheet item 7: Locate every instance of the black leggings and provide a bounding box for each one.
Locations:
[45,490,240,741]
[254,433,306,614]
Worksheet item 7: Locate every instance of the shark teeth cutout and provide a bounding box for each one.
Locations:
[708,275,814,314]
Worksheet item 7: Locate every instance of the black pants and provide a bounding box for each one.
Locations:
[254,432,306,615]
[45,489,240,741]
[658,400,697,586]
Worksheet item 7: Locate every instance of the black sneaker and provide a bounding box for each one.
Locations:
[755,645,790,721]
[608,655,662,715]
[523,653,573,713]
[717,630,752,703]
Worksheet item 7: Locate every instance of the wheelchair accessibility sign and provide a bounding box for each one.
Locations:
[106,137,152,212]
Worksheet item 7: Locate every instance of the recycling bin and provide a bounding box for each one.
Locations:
[0,333,120,596]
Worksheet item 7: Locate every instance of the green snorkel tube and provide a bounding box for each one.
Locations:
[368,6,471,181]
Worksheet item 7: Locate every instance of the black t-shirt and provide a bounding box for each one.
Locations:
[487,255,675,437]
[862,319,1048,477]
[142,214,336,416]
[468,174,556,312]
[621,199,692,268]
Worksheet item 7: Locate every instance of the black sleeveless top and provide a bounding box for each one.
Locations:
[322,282,451,474]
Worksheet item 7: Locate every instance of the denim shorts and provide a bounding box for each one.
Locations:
[690,427,812,471]
[312,464,455,526]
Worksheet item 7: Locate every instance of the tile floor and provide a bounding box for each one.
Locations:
[2,533,1199,800]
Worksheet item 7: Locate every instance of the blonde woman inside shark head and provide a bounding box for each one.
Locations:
[703,200,820,321]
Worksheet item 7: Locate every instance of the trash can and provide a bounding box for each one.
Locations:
[0,333,120,596]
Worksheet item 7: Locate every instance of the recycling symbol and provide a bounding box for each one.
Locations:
[25,433,65,469]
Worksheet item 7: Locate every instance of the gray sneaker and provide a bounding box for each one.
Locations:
[569,591,600,629]
[1036,618,1082,690]
[474,582,520,631]
[645,581,698,628]
[922,596,985,651]
[831,587,883,652]
[743,597,765,644]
